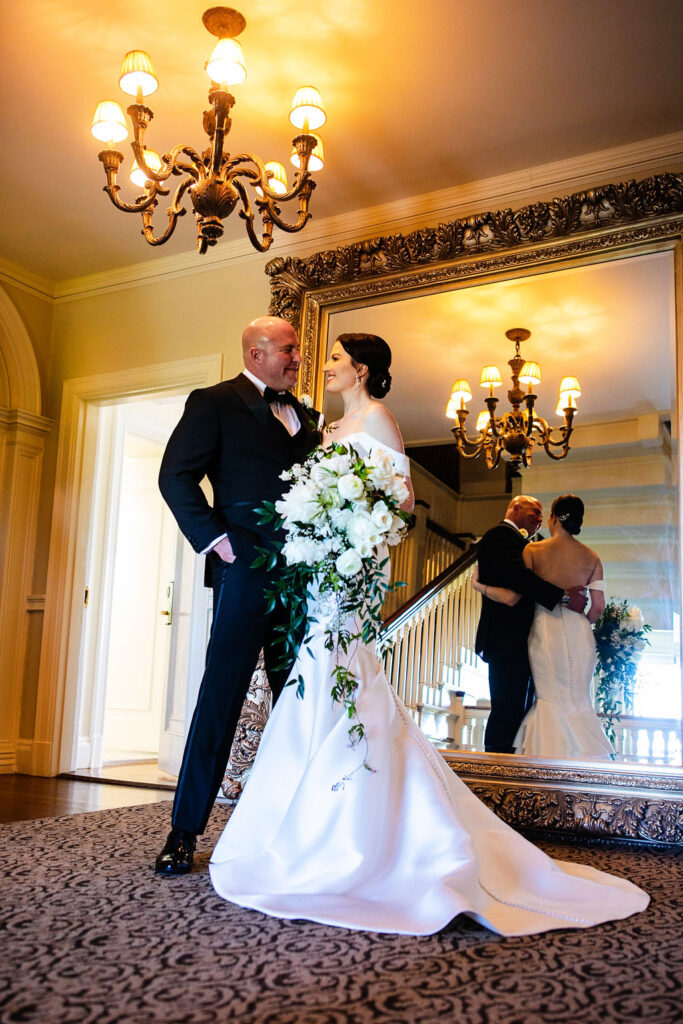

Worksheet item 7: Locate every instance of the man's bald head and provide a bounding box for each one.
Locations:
[242,316,302,391]
[506,495,543,536]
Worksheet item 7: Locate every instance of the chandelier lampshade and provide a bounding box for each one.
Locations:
[205,37,247,84]
[130,149,163,188]
[91,101,128,143]
[91,7,327,255]
[559,376,582,401]
[446,380,473,418]
[119,50,159,97]
[264,161,288,195]
[448,328,581,475]
[519,361,541,388]
[289,86,327,131]
[479,365,502,391]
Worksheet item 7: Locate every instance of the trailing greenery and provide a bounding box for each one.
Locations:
[593,598,652,743]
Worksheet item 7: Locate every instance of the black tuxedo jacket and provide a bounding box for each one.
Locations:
[475,522,563,660]
[159,373,320,567]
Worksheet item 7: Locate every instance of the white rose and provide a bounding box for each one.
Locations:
[338,473,365,501]
[387,476,409,504]
[367,449,395,489]
[347,511,379,546]
[325,453,353,476]
[371,500,393,532]
[336,549,362,577]
[310,462,333,487]
[300,393,313,409]
[353,539,373,559]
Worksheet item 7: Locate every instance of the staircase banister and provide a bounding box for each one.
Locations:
[382,541,480,635]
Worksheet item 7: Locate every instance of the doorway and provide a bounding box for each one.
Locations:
[65,394,210,786]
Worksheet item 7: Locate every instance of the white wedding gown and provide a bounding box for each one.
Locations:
[515,585,614,760]
[210,433,648,936]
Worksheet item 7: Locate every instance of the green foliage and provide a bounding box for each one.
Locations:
[593,598,652,743]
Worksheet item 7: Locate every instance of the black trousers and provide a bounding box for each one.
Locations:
[483,645,534,754]
[171,557,293,835]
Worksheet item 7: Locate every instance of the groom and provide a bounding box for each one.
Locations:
[475,495,586,754]
[155,315,321,875]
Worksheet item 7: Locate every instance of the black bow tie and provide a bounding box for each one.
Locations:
[263,386,296,406]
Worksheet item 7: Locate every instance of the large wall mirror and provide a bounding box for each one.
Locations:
[267,173,683,844]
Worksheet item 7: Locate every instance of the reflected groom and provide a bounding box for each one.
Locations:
[475,495,585,754]
[155,315,320,875]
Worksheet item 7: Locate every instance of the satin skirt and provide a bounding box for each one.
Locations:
[209,603,647,935]
[515,604,614,760]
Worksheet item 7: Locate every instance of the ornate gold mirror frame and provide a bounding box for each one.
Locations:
[266,172,683,846]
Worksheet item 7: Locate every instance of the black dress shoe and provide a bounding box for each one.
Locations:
[155,828,196,876]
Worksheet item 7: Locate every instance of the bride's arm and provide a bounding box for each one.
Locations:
[363,404,415,512]
[471,565,521,606]
[587,557,606,624]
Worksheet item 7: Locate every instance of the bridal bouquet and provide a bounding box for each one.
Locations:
[593,598,652,742]
[255,441,412,774]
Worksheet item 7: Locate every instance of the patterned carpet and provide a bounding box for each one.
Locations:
[2,800,682,1024]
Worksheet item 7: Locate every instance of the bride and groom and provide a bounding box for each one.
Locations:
[474,494,614,760]
[155,314,647,936]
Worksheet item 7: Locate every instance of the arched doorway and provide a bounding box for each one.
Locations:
[0,285,51,773]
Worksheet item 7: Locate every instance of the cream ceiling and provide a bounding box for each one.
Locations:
[328,250,676,444]
[1,0,682,282]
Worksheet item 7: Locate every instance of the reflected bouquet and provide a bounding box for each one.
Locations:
[593,599,652,742]
[255,441,412,775]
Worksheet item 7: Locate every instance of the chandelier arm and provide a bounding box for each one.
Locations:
[451,431,489,459]
[232,178,274,253]
[103,183,162,214]
[139,177,195,246]
[541,443,572,462]
[263,194,314,234]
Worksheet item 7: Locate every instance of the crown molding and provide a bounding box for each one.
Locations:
[37,129,683,303]
[0,259,56,302]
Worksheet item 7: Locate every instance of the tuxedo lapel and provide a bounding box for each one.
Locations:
[231,373,295,456]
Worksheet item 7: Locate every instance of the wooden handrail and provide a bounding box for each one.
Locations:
[382,541,480,633]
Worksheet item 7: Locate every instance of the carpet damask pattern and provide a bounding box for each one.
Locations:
[1,800,682,1024]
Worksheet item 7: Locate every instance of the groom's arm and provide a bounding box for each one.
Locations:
[479,529,563,610]
[159,388,229,554]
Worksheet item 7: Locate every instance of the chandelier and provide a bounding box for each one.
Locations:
[446,328,581,476]
[90,7,326,254]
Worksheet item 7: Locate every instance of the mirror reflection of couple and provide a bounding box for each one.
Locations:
[473,494,614,760]
[155,315,647,937]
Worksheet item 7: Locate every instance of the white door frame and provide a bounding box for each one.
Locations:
[31,355,222,776]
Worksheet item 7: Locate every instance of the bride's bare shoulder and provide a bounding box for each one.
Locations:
[360,403,404,451]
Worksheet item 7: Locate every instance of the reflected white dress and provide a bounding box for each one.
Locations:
[515,583,614,760]
[210,433,647,936]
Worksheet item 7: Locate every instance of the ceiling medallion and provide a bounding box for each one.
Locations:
[447,328,581,476]
[91,7,326,254]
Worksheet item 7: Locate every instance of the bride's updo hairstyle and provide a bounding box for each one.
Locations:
[551,493,584,536]
[338,333,392,399]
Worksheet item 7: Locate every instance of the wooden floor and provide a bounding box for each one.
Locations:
[0,773,173,824]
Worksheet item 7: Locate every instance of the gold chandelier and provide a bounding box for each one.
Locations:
[90,7,326,254]
[446,328,581,476]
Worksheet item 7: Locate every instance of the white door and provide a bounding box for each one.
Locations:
[158,532,212,775]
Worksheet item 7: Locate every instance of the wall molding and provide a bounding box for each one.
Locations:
[42,130,683,303]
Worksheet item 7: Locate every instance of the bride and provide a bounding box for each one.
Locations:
[472,494,614,761]
[209,333,646,936]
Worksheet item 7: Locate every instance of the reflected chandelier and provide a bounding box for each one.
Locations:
[446,328,581,476]
[91,6,326,254]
